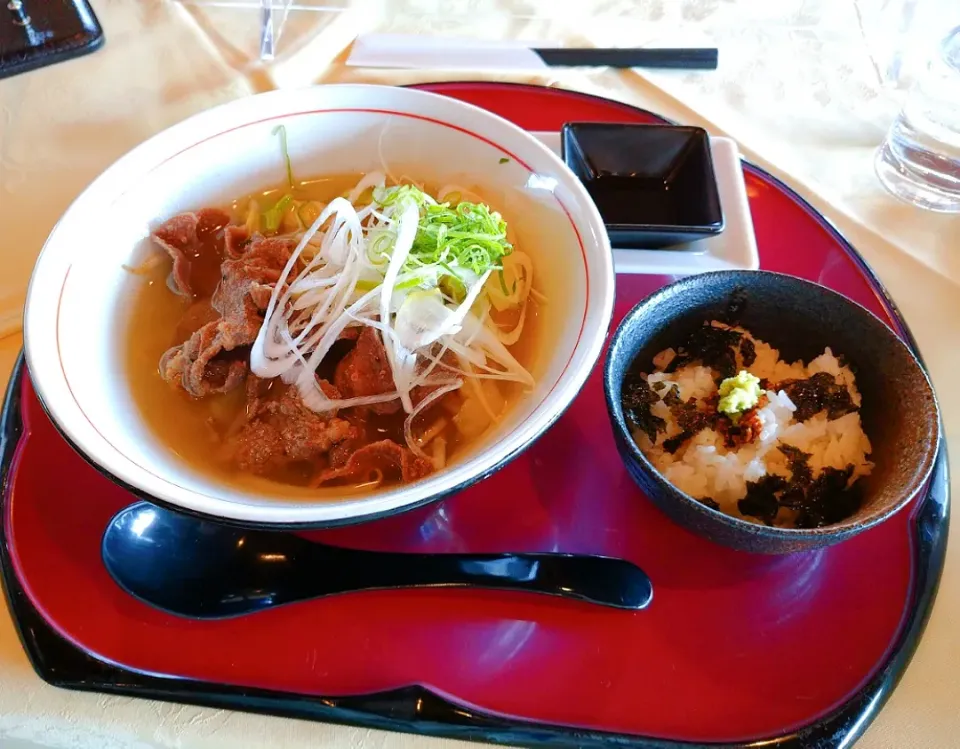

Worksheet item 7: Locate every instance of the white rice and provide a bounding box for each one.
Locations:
[633,323,873,524]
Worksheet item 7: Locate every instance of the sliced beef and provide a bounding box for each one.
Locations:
[224,225,251,259]
[338,325,362,342]
[243,374,276,421]
[334,326,400,414]
[267,388,354,461]
[160,321,247,397]
[211,263,273,350]
[152,208,231,297]
[231,421,285,474]
[174,299,220,342]
[238,235,295,275]
[212,235,295,349]
[159,233,295,398]
[153,213,202,296]
[232,385,356,475]
[329,438,359,470]
[312,439,434,487]
[410,384,442,408]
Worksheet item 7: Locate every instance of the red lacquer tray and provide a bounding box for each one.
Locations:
[0,83,948,748]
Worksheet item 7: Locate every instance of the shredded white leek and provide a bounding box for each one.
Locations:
[248,174,536,455]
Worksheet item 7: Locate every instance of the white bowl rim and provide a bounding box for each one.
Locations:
[23,84,614,526]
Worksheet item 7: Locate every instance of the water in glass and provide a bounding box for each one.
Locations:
[875,25,960,212]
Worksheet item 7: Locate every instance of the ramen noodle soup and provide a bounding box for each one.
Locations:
[126,168,543,495]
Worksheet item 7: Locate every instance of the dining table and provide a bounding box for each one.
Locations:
[1,1,959,747]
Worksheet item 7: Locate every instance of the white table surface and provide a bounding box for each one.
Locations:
[0,1,959,747]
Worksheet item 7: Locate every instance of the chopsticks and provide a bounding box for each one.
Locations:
[533,47,719,70]
[345,35,719,72]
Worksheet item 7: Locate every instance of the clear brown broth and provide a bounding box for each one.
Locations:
[125,175,540,494]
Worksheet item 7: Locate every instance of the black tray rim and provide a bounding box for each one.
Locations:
[0,82,950,749]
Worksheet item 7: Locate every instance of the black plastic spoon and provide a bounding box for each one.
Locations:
[102,502,653,619]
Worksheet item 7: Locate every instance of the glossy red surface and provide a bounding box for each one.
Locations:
[5,84,915,743]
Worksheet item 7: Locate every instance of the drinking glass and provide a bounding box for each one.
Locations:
[875,24,960,212]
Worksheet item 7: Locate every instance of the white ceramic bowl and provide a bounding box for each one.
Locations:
[24,84,613,527]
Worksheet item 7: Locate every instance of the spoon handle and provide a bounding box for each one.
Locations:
[311,548,653,610]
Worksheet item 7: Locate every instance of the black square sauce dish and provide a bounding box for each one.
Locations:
[562,122,724,250]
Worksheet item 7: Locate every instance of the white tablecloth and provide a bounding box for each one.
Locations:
[1,1,958,746]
